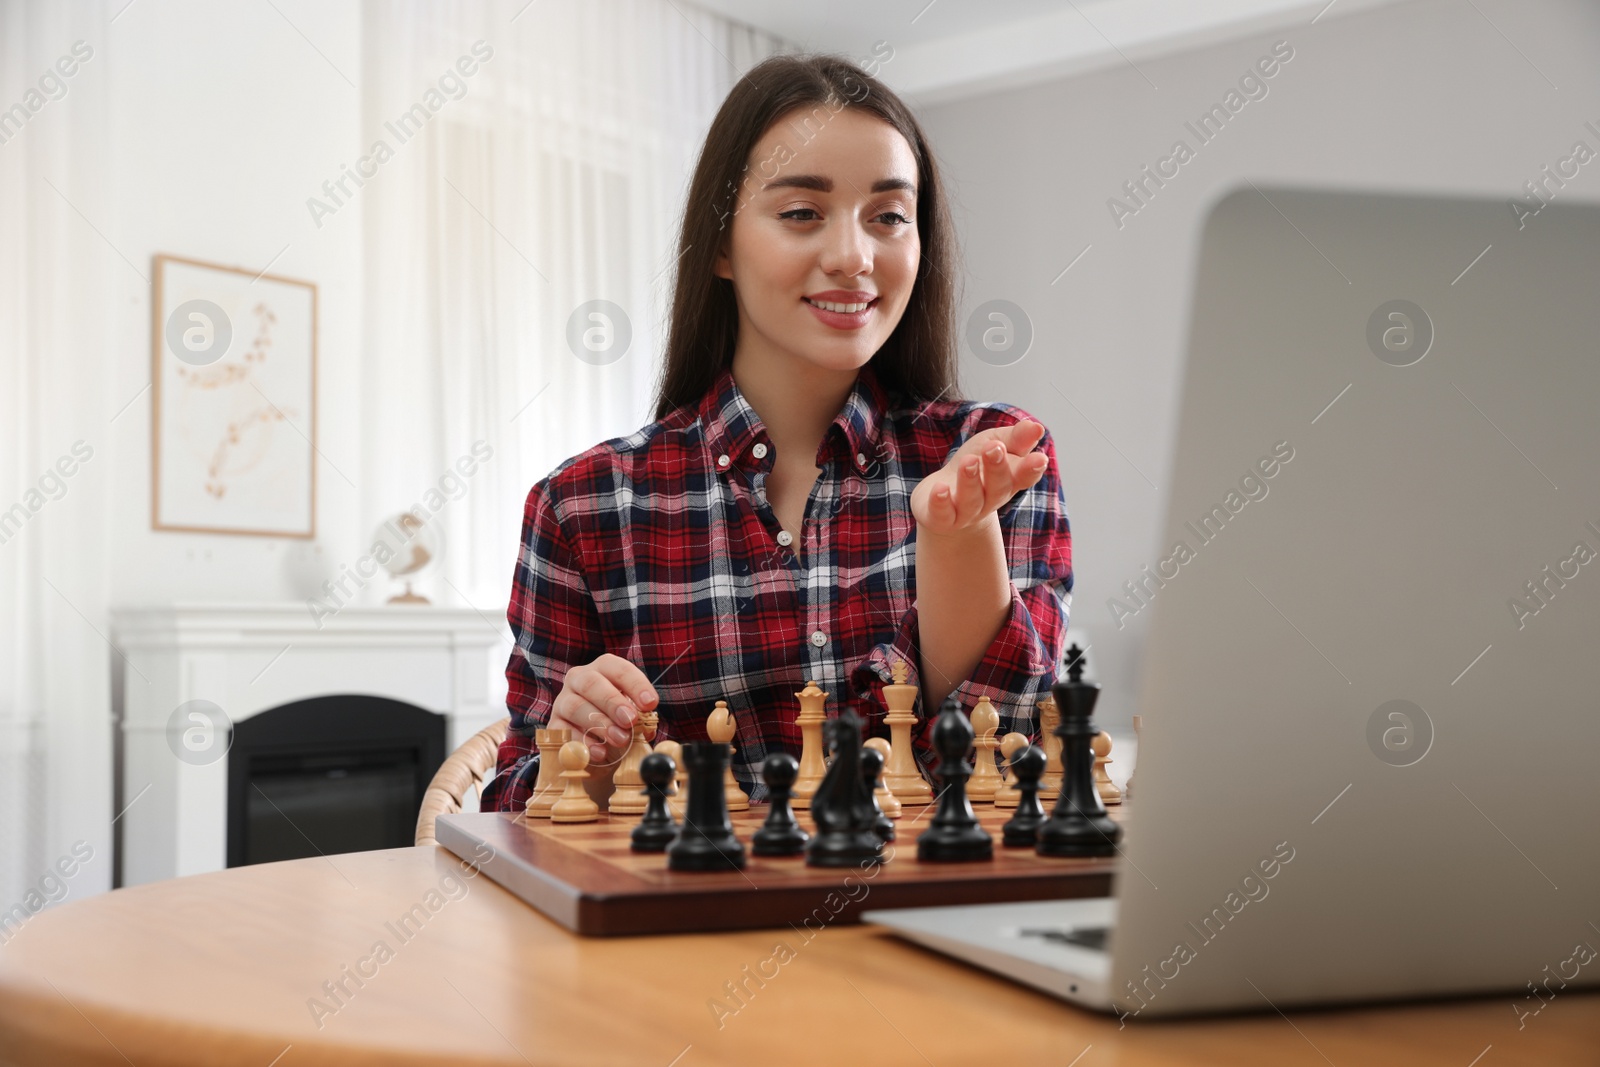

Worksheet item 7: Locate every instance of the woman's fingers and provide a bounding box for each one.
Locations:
[549,702,615,762]
[552,655,662,763]
[955,440,1030,523]
[966,423,1048,514]
[952,452,987,522]
[958,420,1042,464]
[569,667,635,739]
[927,479,956,527]
[985,442,1048,512]
[558,672,630,761]
[595,654,660,717]
[978,441,1015,510]
[1008,418,1047,452]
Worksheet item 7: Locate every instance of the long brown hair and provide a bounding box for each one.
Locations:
[651,52,964,421]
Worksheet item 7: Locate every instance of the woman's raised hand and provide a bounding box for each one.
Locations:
[549,653,659,768]
[910,418,1049,535]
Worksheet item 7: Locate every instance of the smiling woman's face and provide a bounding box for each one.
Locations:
[714,105,921,377]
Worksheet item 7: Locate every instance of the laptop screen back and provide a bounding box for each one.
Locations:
[1110,185,1600,1017]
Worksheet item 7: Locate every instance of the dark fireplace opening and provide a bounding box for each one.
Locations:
[227,695,446,867]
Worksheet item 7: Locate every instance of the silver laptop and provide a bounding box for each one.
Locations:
[866,186,1600,1020]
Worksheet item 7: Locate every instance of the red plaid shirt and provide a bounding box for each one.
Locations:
[480,360,1073,811]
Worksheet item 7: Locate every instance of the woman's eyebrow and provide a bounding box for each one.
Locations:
[761,174,916,196]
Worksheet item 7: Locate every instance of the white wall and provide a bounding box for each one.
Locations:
[919,0,1600,727]
[108,0,365,610]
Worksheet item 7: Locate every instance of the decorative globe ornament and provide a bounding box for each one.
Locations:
[371,511,442,604]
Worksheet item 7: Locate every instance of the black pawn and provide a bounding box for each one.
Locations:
[916,695,993,862]
[860,746,895,843]
[666,742,747,871]
[629,752,679,852]
[751,752,810,856]
[1001,745,1048,847]
[1037,647,1123,858]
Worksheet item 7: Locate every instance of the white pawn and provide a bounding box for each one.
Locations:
[992,732,1030,809]
[1093,730,1122,806]
[550,740,600,823]
[707,700,748,812]
[863,737,902,818]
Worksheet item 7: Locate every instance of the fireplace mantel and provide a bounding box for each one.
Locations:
[113,602,506,887]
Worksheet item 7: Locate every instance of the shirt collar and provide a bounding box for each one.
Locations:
[699,362,889,474]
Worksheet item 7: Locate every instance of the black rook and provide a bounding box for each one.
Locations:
[666,742,747,871]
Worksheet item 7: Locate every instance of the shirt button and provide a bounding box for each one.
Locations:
[810,630,827,647]
[752,442,768,459]
[776,530,793,547]
[856,452,868,467]
[717,454,730,468]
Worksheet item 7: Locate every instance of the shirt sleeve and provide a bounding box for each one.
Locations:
[849,408,1073,776]
[479,475,606,813]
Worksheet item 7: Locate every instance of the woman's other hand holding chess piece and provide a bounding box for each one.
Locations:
[548,653,660,806]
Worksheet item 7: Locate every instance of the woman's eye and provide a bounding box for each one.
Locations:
[777,208,912,226]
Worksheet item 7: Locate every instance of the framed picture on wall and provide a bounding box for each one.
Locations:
[151,253,317,538]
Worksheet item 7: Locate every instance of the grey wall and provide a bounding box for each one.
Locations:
[920,0,1600,727]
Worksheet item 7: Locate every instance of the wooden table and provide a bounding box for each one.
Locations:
[1,845,1595,1066]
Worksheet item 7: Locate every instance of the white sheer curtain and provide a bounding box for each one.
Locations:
[0,0,116,906]
[360,1,794,621]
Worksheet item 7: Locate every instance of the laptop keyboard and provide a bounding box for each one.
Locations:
[1018,925,1110,952]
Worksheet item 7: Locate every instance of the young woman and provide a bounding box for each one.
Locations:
[481,53,1072,811]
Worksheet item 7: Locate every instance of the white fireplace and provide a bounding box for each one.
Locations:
[112,603,506,887]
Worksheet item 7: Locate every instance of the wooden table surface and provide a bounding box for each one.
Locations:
[1,844,1595,1067]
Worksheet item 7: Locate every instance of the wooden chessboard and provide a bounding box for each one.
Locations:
[434,803,1125,937]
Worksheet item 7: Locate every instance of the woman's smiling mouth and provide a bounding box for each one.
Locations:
[802,292,880,329]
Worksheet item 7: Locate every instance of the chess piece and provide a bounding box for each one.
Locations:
[1093,730,1122,805]
[653,739,686,820]
[916,695,993,862]
[751,752,809,857]
[630,752,679,852]
[881,657,934,805]
[666,742,746,871]
[791,680,828,810]
[1037,693,1063,801]
[550,740,600,823]
[968,696,1003,802]
[805,709,884,868]
[862,738,901,818]
[1037,647,1122,858]
[992,732,1030,809]
[706,700,749,812]
[860,746,895,842]
[1001,746,1049,847]
[1126,714,1142,800]
[525,727,572,819]
[608,710,658,816]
